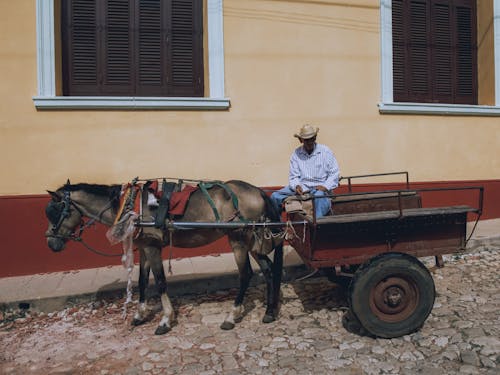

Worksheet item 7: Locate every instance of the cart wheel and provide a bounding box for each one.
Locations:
[349,252,435,338]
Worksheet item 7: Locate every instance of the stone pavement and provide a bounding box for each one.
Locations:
[0,244,499,374]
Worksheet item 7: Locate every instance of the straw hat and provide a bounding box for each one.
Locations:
[294,124,319,139]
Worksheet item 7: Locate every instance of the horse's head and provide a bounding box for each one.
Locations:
[45,189,83,252]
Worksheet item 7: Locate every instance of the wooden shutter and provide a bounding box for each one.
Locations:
[455,2,476,104]
[136,0,165,96]
[409,0,430,101]
[62,0,99,95]
[432,0,453,102]
[392,0,432,102]
[62,0,204,97]
[392,0,407,100]
[168,0,204,96]
[102,0,134,95]
[392,0,477,104]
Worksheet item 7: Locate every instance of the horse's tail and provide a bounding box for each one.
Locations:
[260,188,284,276]
[259,189,282,224]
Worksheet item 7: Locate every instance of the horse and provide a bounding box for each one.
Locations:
[44,180,284,335]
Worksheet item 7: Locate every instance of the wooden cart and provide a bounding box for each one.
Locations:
[286,172,483,338]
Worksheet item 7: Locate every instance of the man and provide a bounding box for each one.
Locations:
[271,124,340,218]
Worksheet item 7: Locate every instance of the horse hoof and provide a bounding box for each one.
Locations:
[154,325,171,335]
[262,314,276,324]
[131,318,145,327]
[220,321,235,330]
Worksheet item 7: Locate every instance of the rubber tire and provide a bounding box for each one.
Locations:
[349,252,435,338]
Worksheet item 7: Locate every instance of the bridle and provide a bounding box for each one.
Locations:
[46,190,78,241]
[46,190,115,242]
[45,189,125,257]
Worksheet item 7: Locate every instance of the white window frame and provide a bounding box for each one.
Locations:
[379,0,500,116]
[33,0,230,110]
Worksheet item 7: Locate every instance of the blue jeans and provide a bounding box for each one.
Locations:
[271,186,331,219]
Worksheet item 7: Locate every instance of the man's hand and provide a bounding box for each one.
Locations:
[315,185,328,192]
[295,185,304,195]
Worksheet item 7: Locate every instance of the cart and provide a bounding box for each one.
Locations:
[286,172,483,338]
[137,172,483,338]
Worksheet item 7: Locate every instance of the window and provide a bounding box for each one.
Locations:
[392,0,477,105]
[62,0,203,97]
[379,0,500,116]
[34,0,229,109]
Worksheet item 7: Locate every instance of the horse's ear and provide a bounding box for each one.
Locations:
[47,190,61,202]
[66,179,71,186]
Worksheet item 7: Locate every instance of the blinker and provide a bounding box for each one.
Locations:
[46,190,72,232]
[45,201,63,224]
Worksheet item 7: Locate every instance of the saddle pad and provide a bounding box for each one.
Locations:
[284,194,314,218]
[169,185,198,216]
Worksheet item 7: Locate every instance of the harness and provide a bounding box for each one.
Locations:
[117,178,245,225]
[114,178,141,225]
[46,178,247,258]
[198,181,244,222]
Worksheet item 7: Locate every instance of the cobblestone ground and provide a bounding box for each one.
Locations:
[1,246,499,375]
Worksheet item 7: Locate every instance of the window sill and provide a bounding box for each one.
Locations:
[33,96,231,110]
[378,102,500,116]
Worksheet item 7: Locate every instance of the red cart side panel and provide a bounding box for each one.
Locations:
[288,209,469,269]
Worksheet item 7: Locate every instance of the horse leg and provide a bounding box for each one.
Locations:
[251,243,283,323]
[144,246,175,335]
[221,241,253,330]
[271,243,283,318]
[132,248,151,326]
[251,252,277,323]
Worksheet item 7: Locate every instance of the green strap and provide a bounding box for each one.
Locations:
[198,182,220,221]
[198,181,244,222]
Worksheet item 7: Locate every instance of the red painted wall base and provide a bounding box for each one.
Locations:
[0,179,498,277]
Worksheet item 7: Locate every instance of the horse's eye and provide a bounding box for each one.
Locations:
[45,202,62,223]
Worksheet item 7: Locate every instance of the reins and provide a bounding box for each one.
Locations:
[73,198,130,257]
[74,236,126,257]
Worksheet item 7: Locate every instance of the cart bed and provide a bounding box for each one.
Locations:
[287,187,481,269]
[318,205,476,224]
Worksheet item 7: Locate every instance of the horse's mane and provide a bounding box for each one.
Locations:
[57,183,122,209]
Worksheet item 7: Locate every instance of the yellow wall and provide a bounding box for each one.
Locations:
[477,0,495,105]
[0,0,499,195]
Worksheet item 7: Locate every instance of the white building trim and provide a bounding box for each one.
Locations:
[379,0,500,116]
[36,0,56,97]
[33,96,231,110]
[33,0,230,110]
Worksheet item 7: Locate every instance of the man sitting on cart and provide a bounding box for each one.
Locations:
[271,124,340,218]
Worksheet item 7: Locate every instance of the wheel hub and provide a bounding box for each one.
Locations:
[370,276,418,322]
[385,286,403,307]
